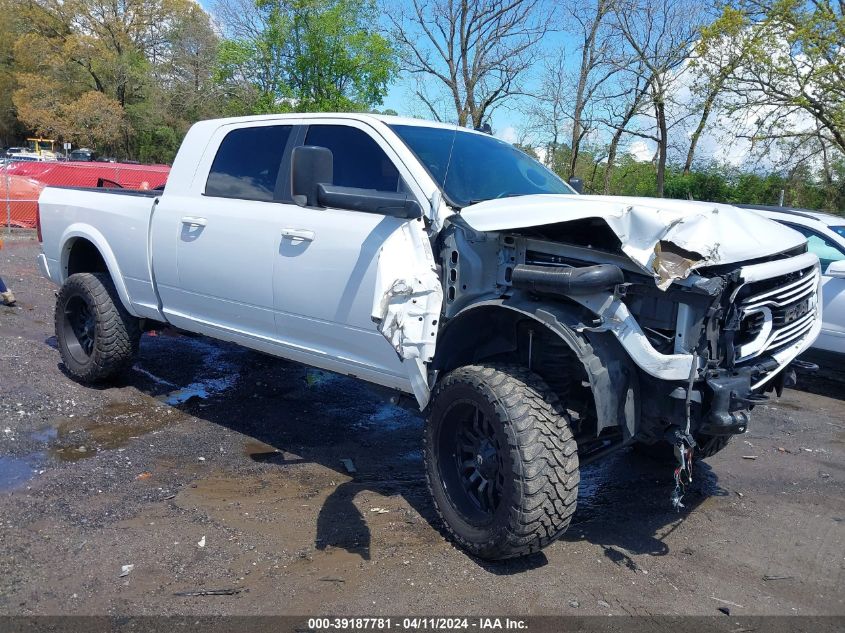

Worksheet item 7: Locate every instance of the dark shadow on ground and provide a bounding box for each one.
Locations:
[789,351,845,402]
[55,329,729,573]
[561,449,727,565]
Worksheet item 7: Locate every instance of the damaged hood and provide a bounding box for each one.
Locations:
[459,194,806,288]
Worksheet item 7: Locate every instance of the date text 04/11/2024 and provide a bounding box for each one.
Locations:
[306,617,529,630]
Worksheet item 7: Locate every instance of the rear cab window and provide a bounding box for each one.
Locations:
[205,125,293,201]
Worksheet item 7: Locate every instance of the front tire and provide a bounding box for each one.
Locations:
[55,272,140,382]
[424,364,579,560]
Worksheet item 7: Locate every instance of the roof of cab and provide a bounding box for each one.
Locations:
[189,112,493,137]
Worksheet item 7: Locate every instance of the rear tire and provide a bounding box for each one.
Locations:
[424,364,579,560]
[55,272,140,382]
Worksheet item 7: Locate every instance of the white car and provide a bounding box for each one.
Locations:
[743,205,845,356]
[35,113,821,559]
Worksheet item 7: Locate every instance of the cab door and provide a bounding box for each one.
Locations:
[154,123,295,340]
[271,122,441,403]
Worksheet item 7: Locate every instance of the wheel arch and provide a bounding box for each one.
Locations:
[58,225,139,317]
[433,297,640,439]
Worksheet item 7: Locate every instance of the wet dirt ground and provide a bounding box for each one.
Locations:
[1,230,843,616]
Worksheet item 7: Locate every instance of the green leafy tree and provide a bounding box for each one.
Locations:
[214,0,398,113]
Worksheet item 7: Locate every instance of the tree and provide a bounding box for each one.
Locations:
[214,0,398,113]
[612,0,704,196]
[716,1,845,161]
[0,0,26,146]
[682,7,749,174]
[389,0,547,127]
[10,0,224,158]
[564,0,618,179]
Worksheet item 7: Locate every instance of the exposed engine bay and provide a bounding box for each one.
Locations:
[434,208,822,508]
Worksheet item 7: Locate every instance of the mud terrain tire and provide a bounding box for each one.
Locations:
[424,364,579,560]
[55,273,140,382]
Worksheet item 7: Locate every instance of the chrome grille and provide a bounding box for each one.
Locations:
[734,265,819,363]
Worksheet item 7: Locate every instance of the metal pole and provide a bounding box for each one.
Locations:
[4,163,11,235]
[778,189,785,207]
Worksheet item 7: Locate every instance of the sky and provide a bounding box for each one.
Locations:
[195,0,782,170]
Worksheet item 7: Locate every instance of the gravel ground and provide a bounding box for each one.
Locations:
[0,230,843,617]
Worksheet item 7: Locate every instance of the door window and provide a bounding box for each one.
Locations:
[785,223,845,270]
[304,125,402,192]
[206,125,293,201]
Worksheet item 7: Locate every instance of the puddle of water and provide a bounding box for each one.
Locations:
[163,376,234,405]
[0,455,36,491]
[148,337,241,405]
[364,403,421,432]
[400,449,422,462]
[48,402,175,462]
[305,368,337,388]
[30,427,58,443]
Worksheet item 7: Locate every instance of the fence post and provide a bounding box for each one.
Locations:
[4,163,11,235]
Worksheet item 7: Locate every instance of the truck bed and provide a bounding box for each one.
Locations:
[37,185,163,322]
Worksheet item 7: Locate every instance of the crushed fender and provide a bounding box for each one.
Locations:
[372,223,443,408]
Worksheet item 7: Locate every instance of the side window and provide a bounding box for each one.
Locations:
[304,125,401,192]
[785,223,845,270]
[206,125,292,201]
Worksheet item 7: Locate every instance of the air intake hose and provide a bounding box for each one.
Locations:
[511,263,624,296]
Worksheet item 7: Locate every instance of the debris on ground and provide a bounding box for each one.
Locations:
[711,596,744,609]
[718,607,731,616]
[341,458,356,474]
[197,536,206,548]
[369,507,389,514]
[119,564,134,578]
[741,455,757,460]
[136,472,152,480]
[173,588,242,597]
[763,575,794,581]
[319,577,345,583]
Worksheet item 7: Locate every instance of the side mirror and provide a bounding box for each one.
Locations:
[291,145,333,207]
[568,177,583,194]
[825,260,845,278]
[317,184,422,219]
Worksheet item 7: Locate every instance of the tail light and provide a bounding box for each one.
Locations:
[36,202,43,242]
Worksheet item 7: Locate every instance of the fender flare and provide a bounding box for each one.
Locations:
[436,297,640,439]
[58,223,140,318]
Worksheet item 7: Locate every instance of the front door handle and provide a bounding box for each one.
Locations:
[281,228,315,242]
[181,216,207,227]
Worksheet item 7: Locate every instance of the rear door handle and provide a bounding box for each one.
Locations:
[281,228,315,242]
[181,216,207,227]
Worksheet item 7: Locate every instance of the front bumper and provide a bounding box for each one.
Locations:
[699,356,819,436]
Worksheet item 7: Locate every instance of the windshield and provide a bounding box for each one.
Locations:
[389,124,574,208]
[831,225,845,239]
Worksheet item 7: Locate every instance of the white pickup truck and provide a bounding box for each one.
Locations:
[37,113,821,560]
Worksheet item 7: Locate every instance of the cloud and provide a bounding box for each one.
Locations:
[497,126,518,144]
[628,140,654,162]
